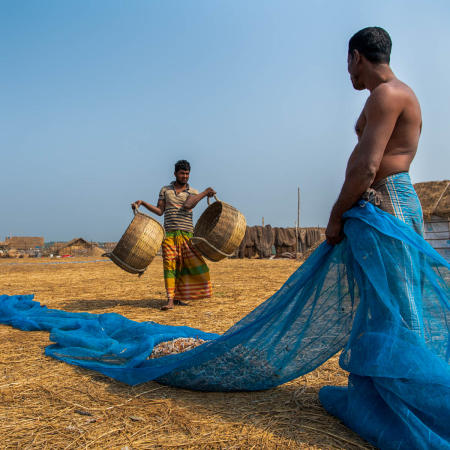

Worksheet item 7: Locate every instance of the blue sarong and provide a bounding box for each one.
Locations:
[1,173,449,449]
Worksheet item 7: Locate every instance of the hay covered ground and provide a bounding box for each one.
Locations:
[0,256,372,449]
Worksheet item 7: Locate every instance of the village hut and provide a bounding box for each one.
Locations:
[56,238,104,257]
[2,236,44,251]
[414,180,450,261]
[41,242,65,257]
[0,236,44,257]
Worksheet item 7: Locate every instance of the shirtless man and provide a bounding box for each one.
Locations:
[326,27,422,245]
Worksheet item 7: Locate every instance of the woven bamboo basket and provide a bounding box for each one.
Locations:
[104,207,165,275]
[191,196,246,262]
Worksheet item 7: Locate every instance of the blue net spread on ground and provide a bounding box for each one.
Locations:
[1,200,449,449]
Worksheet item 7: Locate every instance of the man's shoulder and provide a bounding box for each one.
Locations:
[370,82,397,101]
[364,82,409,116]
[188,187,199,195]
[369,80,416,105]
[159,184,173,198]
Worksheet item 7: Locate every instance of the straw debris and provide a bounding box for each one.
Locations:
[0,256,373,449]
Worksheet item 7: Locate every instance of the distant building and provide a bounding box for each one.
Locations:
[1,236,44,250]
[56,238,104,257]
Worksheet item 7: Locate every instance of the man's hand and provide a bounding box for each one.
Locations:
[203,187,216,197]
[183,188,216,210]
[326,215,344,245]
[131,200,143,211]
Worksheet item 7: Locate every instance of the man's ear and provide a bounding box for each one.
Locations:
[352,49,361,64]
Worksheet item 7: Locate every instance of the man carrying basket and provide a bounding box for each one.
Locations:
[132,160,215,310]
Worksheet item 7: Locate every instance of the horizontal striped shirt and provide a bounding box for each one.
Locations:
[159,182,199,232]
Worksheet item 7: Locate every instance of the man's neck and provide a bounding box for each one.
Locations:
[173,181,187,189]
[365,65,396,92]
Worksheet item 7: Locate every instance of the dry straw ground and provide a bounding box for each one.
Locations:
[0,256,372,449]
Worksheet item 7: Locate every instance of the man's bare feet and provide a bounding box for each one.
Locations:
[174,300,189,306]
[161,301,174,311]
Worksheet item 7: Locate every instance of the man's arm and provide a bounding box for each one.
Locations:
[183,187,216,210]
[326,86,400,244]
[131,198,165,216]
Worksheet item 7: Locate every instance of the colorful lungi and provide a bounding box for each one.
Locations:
[162,230,212,302]
[362,171,424,235]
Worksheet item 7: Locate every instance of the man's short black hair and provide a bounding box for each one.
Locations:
[174,160,191,172]
[349,27,392,64]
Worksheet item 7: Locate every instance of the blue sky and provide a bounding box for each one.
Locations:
[1,1,449,241]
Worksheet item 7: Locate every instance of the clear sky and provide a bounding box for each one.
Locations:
[1,1,449,242]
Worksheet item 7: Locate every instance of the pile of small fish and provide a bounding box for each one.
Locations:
[148,337,208,359]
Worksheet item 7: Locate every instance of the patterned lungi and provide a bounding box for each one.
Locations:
[362,171,424,236]
[362,172,425,334]
[162,231,212,302]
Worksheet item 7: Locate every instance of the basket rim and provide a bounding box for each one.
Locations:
[194,200,244,234]
[194,200,239,230]
[206,199,235,209]
[192,199,247,262]
[103,252,145,274]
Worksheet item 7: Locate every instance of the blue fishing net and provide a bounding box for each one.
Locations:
[1,201,449,449]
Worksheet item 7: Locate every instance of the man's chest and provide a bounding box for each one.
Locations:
[164,189,190,207]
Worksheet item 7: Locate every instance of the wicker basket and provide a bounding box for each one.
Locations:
[191,196,246,262]
[104,207,165,275]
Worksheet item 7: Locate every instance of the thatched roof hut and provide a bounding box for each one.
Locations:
[57,238,104,257]
[414,180,450,261]
[48,242,66,252]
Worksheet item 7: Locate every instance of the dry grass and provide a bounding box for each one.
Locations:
[414,180,449,218]
[0,256,372,449]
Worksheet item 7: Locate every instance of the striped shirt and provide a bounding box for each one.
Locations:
[159,182,199,232]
